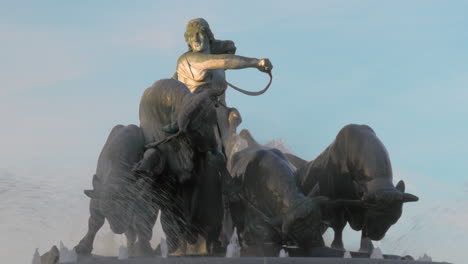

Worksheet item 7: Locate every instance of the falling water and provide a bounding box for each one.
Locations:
[58,241,77,263]
[117,245,128,260]
[370,247,384,259]
[160,238,168,258]
[31,248,41,264]
[278,249,289,257]
[418,253,432,262]
[225,227,240,258]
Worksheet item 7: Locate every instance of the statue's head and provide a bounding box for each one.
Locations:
[184,18,215,52]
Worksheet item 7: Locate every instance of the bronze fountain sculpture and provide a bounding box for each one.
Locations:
[62,18,424,263]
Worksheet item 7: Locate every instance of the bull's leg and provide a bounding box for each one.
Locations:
[74,199,105,255]
[331,227,345,250]
[330,210,346,250]
[196,150,225,255]
[161,208,182,254]
[162,209,188,256]
[359,232,374,253]
[132,198,160,257]
[125,222,137,257]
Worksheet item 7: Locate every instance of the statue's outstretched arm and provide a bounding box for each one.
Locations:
[183,52,272,72]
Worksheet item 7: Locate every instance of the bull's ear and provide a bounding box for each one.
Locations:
[307,183,320,197]
[92,174,101,189]
[396,180,405,192]
[228,108,242,128]
[84,189,99,199]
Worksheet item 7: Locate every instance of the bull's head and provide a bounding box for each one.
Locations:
[272,184,330,248]
[360,180,418,240]
[83,174,150,234]
[147,87,226,152]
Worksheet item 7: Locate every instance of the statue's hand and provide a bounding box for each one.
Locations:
[257,58,273,73]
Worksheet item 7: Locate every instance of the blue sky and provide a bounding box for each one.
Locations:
[1,1,467,263]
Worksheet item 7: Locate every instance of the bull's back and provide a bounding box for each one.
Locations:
[298,124,393,197]
[233,146,301,211]
[139,78,190,143]
[337,124,392,181]
[96,124,145,184]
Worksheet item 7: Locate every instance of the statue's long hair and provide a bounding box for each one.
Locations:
[184,18,215,52]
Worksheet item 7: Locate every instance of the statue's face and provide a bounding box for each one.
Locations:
[189,31,210,53]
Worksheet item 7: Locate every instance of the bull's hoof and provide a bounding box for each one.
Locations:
[74,241,93,255]
[209,241,225,256]
[402,255,415,260]
[359,237,374,253]
[331,240,344,251]
[130,240,154,257]
[359,247,371,253]
[154,244,161,256]
[168,246,186,257]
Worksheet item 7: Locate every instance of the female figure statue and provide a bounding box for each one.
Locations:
[158,18,273,255]
[175,18,272,160]
[138,18,274,256]
[175,18,273,97]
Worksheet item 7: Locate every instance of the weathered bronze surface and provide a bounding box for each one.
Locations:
[71,18,421,262]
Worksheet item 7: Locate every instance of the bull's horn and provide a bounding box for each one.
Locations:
[84,189,100,199]
[307,183,320,197]
[396,180,405,192]
[402,193,419,202]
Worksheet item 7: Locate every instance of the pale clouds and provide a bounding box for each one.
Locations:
[378,169,468,263]
[0,1,372,95]
[0,24,93,94]
[381,198,468,264]
[122,23,179,51]
[0,20,180,95]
